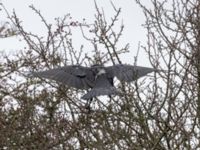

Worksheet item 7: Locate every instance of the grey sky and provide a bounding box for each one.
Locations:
[1,0,151,65]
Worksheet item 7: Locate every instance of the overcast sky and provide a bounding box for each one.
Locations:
[0,0,152,66]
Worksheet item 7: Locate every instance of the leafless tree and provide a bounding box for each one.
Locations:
[0,4,17,38]
[134,0,200,149]
[0,0,199,149]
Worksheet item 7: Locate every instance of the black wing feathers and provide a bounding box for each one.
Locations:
[106,64,155,82]
[32,65,95,89]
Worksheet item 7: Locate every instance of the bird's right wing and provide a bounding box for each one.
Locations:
[31,65,95,89]
[106,64,156,82]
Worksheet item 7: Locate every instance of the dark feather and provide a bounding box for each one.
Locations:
[32,65,95,89]
[106,64,156,82]
[81,74,120,100]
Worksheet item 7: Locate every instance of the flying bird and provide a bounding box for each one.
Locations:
[31,64,156,100]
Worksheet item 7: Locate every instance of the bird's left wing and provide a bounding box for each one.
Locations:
[31,65,95,89]
[106,64,156,82]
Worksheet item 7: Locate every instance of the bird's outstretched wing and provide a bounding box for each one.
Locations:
[106,64,156,82]
[32,65,95,89]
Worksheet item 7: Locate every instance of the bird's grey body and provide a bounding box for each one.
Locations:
[81,68,120,100]
[32,64,156,100]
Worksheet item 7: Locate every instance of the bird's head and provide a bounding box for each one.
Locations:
[91,64,106,77]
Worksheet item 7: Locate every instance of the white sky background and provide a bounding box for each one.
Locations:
[0,0,152,66]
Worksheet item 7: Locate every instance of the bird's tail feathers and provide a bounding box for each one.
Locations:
[81,87,121,100]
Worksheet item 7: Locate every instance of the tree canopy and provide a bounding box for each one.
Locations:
[0,0,200,149]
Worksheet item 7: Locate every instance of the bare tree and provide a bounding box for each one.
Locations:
[0,0,199,149]
[0,4,18,38]
[134,0,200,149]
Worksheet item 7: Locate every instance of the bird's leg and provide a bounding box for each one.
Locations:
[108,95,112,104]
[85,98,93,113]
